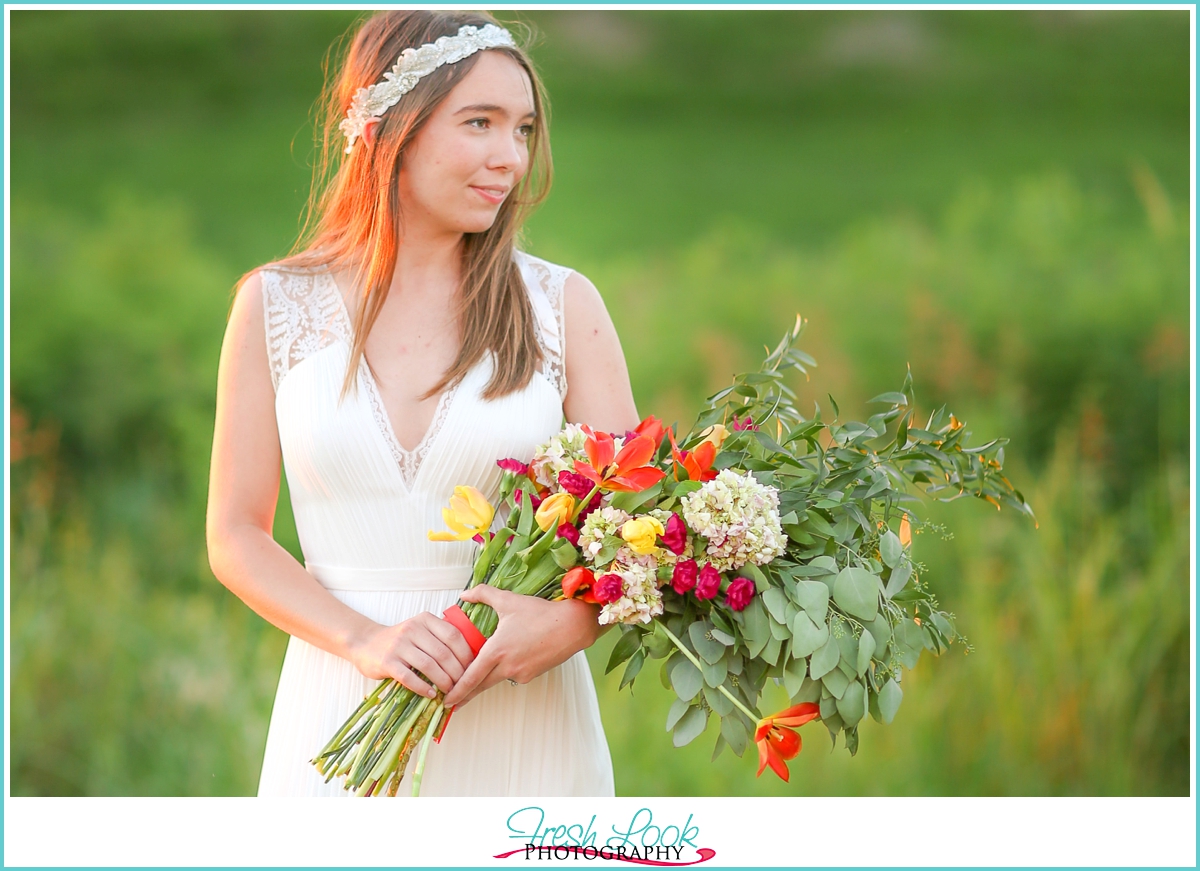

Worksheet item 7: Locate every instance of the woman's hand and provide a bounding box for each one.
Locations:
[442,587,605,707]
[347,613,477,700]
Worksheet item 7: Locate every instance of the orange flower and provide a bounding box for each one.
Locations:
[667,429,718,483]
[573,426,666,493]
[560,566,600,604]
[631,415,668,451]
[754,703,820,782]
[899,513,912,548]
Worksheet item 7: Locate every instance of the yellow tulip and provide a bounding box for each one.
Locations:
[699,423,730,451]
[428,486,495,542]
[620,516,665,555]
[535,492,576,532]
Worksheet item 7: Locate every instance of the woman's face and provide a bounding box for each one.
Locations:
[395,50,536,238]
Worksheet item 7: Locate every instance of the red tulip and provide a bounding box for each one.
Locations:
[755,703,821,782]
[561,566,600,604]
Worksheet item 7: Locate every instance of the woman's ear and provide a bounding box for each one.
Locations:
[362,116,382,149]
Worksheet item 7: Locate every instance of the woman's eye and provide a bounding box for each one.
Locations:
[467,118,489,129]
[517,124,534,138]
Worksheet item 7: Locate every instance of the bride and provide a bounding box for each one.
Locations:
[206,10,634,796]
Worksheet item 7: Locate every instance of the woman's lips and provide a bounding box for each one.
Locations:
[471,186,507,205]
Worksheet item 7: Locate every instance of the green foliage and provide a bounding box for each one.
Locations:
[8,10,1188,796]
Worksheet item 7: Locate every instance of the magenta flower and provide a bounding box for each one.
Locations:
[557,470,595,500]
[472,533,485,545]
[671,559,699,594]
[594,573,624,604]
[732,415,758,432]
[556,522,580,545]
[497,458,529,476]
[661,512,688,554]
[725,577,755,611]
[695,563,721,600]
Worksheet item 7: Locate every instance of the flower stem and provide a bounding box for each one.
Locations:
[411,704,445,797]
[658,623,760,726]
[570,484,603,524]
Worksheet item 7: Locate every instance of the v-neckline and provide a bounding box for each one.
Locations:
[321,271,463,490]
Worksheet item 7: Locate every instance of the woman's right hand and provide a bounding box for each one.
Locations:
[347,613,477,699]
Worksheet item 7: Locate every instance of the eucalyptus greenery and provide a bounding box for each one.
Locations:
[605,316,1035,760]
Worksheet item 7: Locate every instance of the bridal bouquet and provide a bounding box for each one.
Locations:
[313,316,1033,793]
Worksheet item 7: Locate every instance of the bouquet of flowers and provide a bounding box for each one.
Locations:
[313,316,1033,794]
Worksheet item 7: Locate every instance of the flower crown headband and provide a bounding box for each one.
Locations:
[339,23,517,154]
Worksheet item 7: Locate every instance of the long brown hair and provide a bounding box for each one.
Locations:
[264,10,553,401]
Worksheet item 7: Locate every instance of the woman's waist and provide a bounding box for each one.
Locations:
[306,563,473,592]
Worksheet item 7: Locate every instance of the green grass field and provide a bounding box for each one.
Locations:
[9,9,1190,796]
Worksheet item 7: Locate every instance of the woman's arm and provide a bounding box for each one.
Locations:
[206,271,475,699]
[445,270,639,706]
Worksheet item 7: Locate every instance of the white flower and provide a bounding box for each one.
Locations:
[680,468,787,572]
[597,562,663,626]
[577,506,631,565]
[529,424,591,489]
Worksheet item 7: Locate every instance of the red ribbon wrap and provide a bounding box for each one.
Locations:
[433,604,487,743]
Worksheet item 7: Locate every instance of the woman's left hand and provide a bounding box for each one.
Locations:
[442,586,605,707]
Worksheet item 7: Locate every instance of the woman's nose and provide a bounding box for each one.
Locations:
[487,130,525,172]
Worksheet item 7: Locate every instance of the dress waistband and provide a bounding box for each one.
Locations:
[306,564,471,592]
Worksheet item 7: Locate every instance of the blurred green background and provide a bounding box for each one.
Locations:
[9,10,1190,796]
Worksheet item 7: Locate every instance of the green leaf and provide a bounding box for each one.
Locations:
[809,635,840,680]
[856,631,876,678]
[721,712,749,757]
[795,555,838,577]
[790,611,829,659]
[880,531,903,569]
[878,678,903,724]
[689,622,726,665]
[671,657,703,702]
[709,626,735,646]
[836,680,867,726]
[791,676,822,704]
[704,685,734,717]
[792,580,830,623]
[929,611,955,641]
[821,666,850,700]
[660,658,674,691]
[832,567,881,621]
[673,705,708,747]
[884,560,912,599]
[609,481,663,513]
[605,630,641,674]
[741,597,770,657]
[895,619,924,669]
[761,634,783,667]
[550,538,579,570]
[865,614,892,653]
[711,733,727,762]
[762,587,789,624]
[701,656,728,689]
[844,726,860,757]
[827,394,840,418]
[619,649,645,690]
[868,391,908,406]
[783,656,808,697]
[769,614,791,641]
[665,697,690,731]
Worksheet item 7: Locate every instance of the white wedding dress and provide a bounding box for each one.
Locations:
[254,250,615,797]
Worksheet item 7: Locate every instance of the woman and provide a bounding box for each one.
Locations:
[206,10,635,796]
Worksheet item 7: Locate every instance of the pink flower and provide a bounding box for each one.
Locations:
[671,559,699,594]
[732,415,757,432]
[725,577,756,611]
[695,563,721,600]
[472,533,485,545]
[557,470,595,500]
[661,512,688,555]
[497,458,529,476]
[594,573,624,604]
[557,522,580,545]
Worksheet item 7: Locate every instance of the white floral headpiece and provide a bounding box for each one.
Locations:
[339,23,517,154]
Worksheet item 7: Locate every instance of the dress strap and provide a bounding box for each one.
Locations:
[260,266,350,392]
[515,250,571,402]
